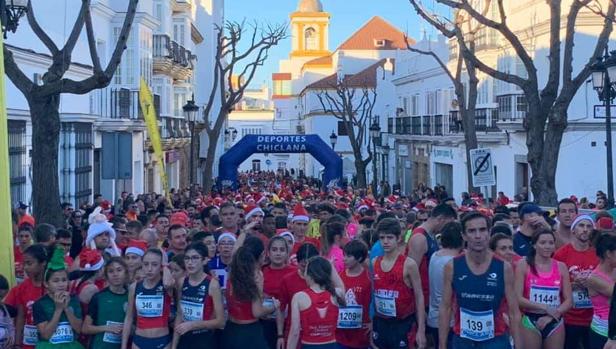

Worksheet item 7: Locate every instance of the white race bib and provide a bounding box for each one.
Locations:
[530,285,560,307]
[181,300,204,322]
[460,308,494,341]
[136,294,164,317]
[102,321,122,344]
[23,325,38,345]
[573,288,592,309]
[337,305,363,329]
[375,294,396,317]
[49,322,73,344]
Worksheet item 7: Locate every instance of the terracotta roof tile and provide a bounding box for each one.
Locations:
[303,58,392,92]
[337,16,414,50]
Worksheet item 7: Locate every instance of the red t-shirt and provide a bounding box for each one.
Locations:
[4,278,45,349]
[280,269,308,349]
[262,264,297,301]
[553,243,599,326]
[336,268,372,348]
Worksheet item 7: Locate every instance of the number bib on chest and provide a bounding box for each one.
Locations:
[573,288,592,309]
[375,294,396,318]
[49,322,74,344]
[23,325,38,346]
[181,300,204,322]
[102,321,122,344]
[460,308,495,341]
[136,294,164,317]
[530,285,560,307]
[337,305,363,329]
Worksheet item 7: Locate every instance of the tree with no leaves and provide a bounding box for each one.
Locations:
[315,74,377,189]
[4,0,139,226]
[200,20,287,193]
[410,0,615,205]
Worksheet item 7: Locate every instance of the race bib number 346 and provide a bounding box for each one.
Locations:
[136,295,164,317]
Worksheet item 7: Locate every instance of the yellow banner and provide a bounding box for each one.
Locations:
[0,34,15,285]
[139,78,171,204]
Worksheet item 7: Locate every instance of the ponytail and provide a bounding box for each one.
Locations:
[305,256,346,307]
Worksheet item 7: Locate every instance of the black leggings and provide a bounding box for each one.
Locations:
[222,321,269,349]
[261,319,278,349]
[178,329,217,349]
[564,324,590,349]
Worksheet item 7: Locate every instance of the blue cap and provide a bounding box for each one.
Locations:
[519,203,543,219]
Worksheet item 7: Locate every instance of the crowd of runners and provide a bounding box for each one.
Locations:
[2,172,616,349]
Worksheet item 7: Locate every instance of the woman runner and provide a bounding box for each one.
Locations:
[121,249,173,349]
[32,246,83,349]
[82,257,129,349]
[172,242,224,349]
[287,256,344,349]
[222,237,280,349]
[586,233,616,348]
[515,229,572,349]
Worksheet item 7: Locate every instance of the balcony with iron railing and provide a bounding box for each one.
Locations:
[153,34,194,80]
[92,88,190,140]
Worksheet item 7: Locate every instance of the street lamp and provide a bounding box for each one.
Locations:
[329,130,338,150]
[369,119,381,195]
[0,0,27,38]
[183,94,199,185]
[591,48,616,208]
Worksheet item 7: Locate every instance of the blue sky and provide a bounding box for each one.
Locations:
[225,0,429,87]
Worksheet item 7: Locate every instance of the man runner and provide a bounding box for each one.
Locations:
[554,214,598,349]
[439,212,521,349]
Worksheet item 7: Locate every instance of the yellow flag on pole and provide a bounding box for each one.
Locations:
[0,34,16,285]
[139,78,171,204]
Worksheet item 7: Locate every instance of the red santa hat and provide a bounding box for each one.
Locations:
[244,204,264,220]
[79,248,104,272]
[170,212,189,227]
[125,239,148,257]
[277,230,295,244]
[292,203,310,223]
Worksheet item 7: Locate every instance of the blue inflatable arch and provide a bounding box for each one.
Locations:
[218,134,343,190]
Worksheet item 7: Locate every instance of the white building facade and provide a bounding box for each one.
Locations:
[5,0,223,208]
[389,0,616,201]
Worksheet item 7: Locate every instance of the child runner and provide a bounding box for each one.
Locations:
[124,240,147,284]
[372,217,426,349]
[515,229,572,349]
[262,236,295,349]
[287,256,344,349]
[587,233,616,348]
[172,242,224,349]
[322,219,345,273]
[336,240,371,349]
[82,257,129,349]
[5,244,48,349]
[32,246,83,349]
[14,224,34,283]
[121,249,173,349]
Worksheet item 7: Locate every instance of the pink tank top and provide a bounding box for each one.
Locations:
[523,259,562,313]
[590,267,613,337]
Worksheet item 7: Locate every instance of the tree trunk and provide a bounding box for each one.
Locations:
[460,108,479,194]
[202,129,220,194]
[535,107,567,205]
[29,95,64,227]
[526,99,550,204]
[354,159,367,189]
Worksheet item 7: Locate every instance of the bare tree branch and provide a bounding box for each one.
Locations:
[26,0,59,55]
[84,1,102,73]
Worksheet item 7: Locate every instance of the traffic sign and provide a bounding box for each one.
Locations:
[470,148,496,187]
